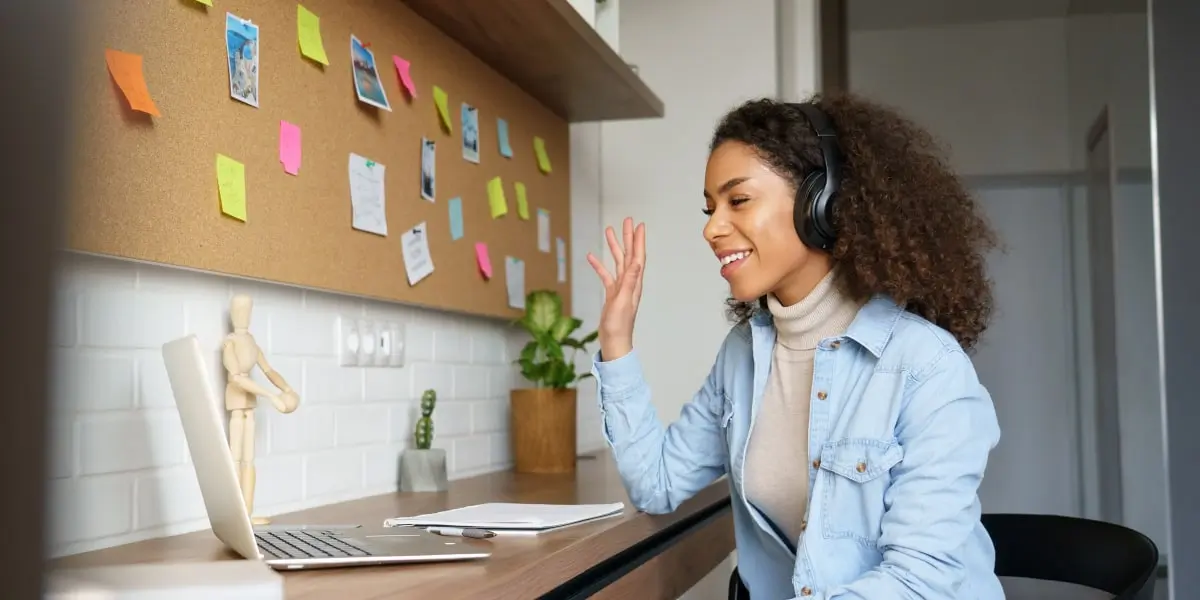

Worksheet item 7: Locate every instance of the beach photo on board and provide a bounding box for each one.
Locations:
[350,34,390,110]
[225,13,260,107]
[462,103,480,163]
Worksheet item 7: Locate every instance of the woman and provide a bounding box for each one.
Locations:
[586,93,1004,599]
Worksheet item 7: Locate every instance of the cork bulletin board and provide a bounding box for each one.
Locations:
[66,0,572,319]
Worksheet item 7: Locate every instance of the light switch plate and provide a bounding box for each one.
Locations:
[337,316,359,366]
[377,326,393,367]
[357,319,377,366]
[388,322,406,367]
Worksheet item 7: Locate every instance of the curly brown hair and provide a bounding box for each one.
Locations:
[710,92,998,350]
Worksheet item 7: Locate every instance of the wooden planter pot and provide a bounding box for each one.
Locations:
[510,388,577,474]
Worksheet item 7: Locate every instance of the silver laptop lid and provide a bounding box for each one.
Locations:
[161,335,259,560]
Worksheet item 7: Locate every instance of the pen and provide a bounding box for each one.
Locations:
[426,526,496,539]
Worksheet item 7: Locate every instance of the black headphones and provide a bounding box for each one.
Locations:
[790,103,842,251]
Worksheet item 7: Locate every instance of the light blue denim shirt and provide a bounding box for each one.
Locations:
[592,295,1005,599]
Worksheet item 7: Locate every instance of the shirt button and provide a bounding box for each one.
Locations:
[801,519,807,531]
[856,461,867,473]
[831,340,841,349]
[816,391,828,400]
[812,459,821,469]
[801,586,813,596]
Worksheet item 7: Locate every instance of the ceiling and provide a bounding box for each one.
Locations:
[848,0,1146,31]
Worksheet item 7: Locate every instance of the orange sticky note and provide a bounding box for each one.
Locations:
[105,49,160,116]
[475,242,493,279]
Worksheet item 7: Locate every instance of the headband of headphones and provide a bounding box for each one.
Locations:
[790,102,842,251]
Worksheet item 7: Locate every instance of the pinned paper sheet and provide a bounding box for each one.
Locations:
[105,49,160,116]
[557,237,568,283]
[393,56,417,98]
[433,85,452,132]
[279,120,301,175]
[497,118,513,158]
[487,176,508,218]
[533,136,552,173]
[505,256,526,309]
[216,154,247,221]
[475,242,493,279]
[537,208,551,253]
[348,153,387,236]
[402,223,435,286]
[515,182,529,220]
[448,197,464,240]
[297,5,329,65]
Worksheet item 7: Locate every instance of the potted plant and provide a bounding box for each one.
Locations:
[510,290,598,474]
[398,389,448,492]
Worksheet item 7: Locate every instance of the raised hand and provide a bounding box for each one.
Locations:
[586,217,646,362]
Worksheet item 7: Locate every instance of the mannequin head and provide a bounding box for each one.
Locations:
[706,93,1000,350]
[230,294,253,332]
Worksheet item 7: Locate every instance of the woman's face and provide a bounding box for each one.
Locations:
[703,141,831,305]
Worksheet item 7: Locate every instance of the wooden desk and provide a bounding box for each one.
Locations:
[54,453,735,599]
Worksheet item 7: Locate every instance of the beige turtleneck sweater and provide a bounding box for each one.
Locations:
[743,270,861,545]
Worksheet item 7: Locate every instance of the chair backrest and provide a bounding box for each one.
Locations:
[981,513,1159,600]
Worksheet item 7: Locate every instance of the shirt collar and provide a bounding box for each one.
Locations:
[750,293,903,358]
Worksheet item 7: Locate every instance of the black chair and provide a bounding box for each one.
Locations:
[727,514,1159,600]
[982,513,1159,600]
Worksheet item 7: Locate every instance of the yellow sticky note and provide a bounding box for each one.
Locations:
[216,154,247,221]
[433,85,452,132]
[297,5,329,65]
[515,182,529,220]
[487,176,508,218]
[193,0,213,5]
[533,136,552,174]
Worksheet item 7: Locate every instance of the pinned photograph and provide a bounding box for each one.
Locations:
[225,13,260,108]
[350,34,390,110]
[420,137,436,202]
[461,103,480,163]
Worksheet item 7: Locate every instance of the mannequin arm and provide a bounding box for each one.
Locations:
[256,350,294,393]
[222,340,278,398]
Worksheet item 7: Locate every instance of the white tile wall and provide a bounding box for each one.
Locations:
[47,252,602,557]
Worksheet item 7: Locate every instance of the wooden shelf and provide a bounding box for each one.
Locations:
[402,0,664,122]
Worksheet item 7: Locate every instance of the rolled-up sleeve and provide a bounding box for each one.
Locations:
[828,347,1001,599]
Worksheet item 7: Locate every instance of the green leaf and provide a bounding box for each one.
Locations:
[549,315,582,342]
[524,290,562,335]
[576,372,594,382]
[579,330,598,345]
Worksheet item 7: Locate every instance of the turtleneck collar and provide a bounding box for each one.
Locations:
[766,268,861,351]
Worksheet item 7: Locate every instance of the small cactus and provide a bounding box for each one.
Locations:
[414,389,437,450]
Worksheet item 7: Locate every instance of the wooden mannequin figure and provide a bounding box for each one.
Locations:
[223,294,299,525]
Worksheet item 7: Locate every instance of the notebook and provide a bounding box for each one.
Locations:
[383,502,626,536]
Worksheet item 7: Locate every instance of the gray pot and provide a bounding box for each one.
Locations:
[398,448,448,492]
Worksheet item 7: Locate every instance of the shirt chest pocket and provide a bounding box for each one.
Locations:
[817,438,904,546]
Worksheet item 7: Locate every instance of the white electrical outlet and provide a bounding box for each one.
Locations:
[389,322,406,367]
[337,316,359,366]
[357,319,376,365]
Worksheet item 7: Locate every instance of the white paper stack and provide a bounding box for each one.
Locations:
[383,502,626,535]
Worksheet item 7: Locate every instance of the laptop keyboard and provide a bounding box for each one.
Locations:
[255,529,373,559]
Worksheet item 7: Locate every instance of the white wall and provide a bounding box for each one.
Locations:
[47,252,535,557]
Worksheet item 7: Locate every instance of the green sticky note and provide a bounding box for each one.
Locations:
[487,176,507,218]
[515,182,529,220]
[533,136,552,174]
[216,154,247,221]
[297,5,329,65]
[433,85,452,132]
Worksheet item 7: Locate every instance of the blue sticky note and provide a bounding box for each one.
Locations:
[448,197,464,240]
[497,118,513,158]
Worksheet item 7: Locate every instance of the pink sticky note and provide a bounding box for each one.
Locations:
[393,56,417,98]
[475,242,493,279]
[279,120,302,175]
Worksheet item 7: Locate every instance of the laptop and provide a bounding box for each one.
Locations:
[161,334,491,570]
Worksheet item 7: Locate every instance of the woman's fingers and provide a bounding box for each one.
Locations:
[605,226,625,277]
[586,253,615,288]
[622,218,634,269]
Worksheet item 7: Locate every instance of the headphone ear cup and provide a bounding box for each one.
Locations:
[795,171,828,248]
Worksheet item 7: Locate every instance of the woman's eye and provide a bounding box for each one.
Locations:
[730,197,750,206]
[701,207,714,216]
